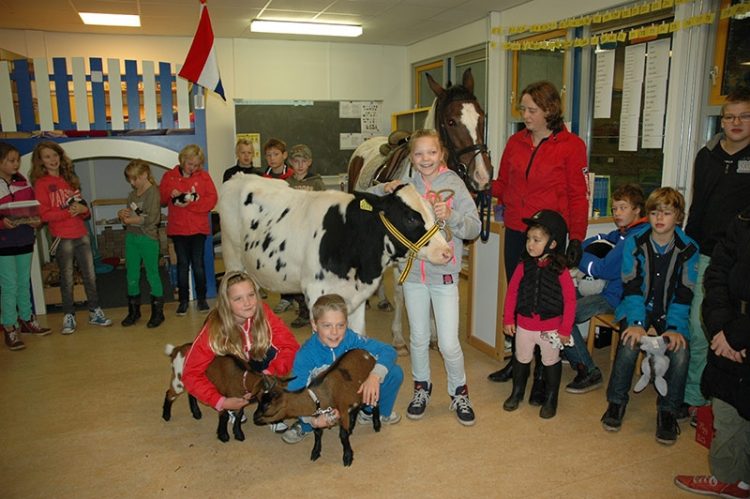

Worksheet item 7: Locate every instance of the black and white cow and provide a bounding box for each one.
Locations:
[219,175,452,335]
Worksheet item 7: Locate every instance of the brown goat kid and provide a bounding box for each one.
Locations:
[253,349,381,466]
[162,343,267,442]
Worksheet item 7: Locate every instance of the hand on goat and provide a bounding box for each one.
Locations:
[311,409,340,428]
[357,372,381,407]
[221,397,249,411]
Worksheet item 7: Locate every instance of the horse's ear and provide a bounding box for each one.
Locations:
[462,68,474,94]
[425,72,445,99]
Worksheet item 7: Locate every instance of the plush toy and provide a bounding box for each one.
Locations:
[633,335,670,396]
[574,239,615,296]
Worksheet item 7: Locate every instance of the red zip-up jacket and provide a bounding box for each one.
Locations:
[492,127,589,241]
[34,174,89,239]
[159,166,217,236]
[182,302,300,411]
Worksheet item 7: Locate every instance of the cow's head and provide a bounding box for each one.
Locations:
[374,184,453,265]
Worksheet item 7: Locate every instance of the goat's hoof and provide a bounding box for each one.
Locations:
[234,432,245,442]
[217,433,230,443]
[377,300,393,312]
[162,414,171,422]
[343,454,354,467]
[310,452,321,462]
[394,344,409,356]
[191,412,202,420]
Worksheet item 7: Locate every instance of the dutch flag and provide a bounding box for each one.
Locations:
[179,0,226,101]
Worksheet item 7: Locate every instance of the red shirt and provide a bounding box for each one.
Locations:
[34,174,89,239]
[182,302,300,410]
[159,166,217,236]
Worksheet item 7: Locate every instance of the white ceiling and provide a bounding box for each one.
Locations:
[0,0,530,46]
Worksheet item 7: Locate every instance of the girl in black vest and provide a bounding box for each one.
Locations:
[502,209,577,418]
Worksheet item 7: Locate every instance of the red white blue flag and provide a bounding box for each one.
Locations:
[179,0,226,100]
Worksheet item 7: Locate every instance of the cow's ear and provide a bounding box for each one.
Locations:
[354,191,384,211]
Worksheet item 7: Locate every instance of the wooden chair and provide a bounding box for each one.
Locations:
[586,313,621,363]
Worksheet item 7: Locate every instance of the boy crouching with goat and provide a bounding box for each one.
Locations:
[277,294,403,444]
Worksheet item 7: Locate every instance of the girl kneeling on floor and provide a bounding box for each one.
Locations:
[502,209,576,418]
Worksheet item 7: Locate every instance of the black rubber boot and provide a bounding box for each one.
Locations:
[503,359,531,411]
[147,296,165,329]
[529,350,546,406]
[121,295,141,327]
[488,337,515,382]
[539,361,562,419]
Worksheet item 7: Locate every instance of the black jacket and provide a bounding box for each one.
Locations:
[701,206,750,420]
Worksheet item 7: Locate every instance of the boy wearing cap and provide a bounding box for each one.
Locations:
[278,144,326,328]
[601,187,699,445]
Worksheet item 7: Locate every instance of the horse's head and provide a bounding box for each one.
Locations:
[427,68,493,194]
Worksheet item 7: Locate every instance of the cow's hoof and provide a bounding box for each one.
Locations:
[377,300,394,312]
[429,340,439,351]
[395,344,409,356]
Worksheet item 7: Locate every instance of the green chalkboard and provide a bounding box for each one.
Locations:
[234,101,371,176]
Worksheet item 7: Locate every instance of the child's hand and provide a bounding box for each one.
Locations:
[621,325,646,347]
[2,217,17,229]
[68,202,88,217]
[311,409,340,428]
[432,200,451,221]
[117,208,131,222]
[383,180,402,194]
[662,332,686,351]
[221,397,249,411]
[357,372,381,407]
[559,334,572,346]
[503,324,516,337]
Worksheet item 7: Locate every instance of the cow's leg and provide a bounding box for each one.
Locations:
[376,280,393,311]
[339,426,354,467]
[390,268,409,356]
[232,408,245,441]
[311,428,324,461]
[188,394,202,419]
[349,302,367,337]
[217,411,230,442]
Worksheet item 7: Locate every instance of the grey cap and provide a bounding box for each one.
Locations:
[289,144,312,160]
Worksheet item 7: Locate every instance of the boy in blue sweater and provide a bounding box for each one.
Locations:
[601,187,699,445]
[281,294,404,444]
[564,184,647,393]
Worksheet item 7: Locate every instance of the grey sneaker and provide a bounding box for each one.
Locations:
[281,422,309,444]
[89,307,112,327]
[61,313,76,335]
[273,299,293,314]
[357,409,401,426]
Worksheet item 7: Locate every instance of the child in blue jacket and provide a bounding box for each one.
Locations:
[281,294,404,444]
[601,187,699,446]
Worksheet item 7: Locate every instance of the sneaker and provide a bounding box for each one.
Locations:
[656,410,680,445]
[406,381,432,420]
[176,301,189,316]
[273,299,293,314]
[269,422,288,433]
[88,307,113,327]
[61,313,77,335]
[601,402,626,432]
[281,422,309,444]
[18,315,52,336]
[565,365,603,394]
[227,410,248,424]
[290,315,309,329]
[197,299,210,313]
[357,409,401,425]
[674,475,750,499]
[449,385,476,426]
[3,325,26,351]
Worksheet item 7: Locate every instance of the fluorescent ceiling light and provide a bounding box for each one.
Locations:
[79,13,141,27]
[250,20,362,37]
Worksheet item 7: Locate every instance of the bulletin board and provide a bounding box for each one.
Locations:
[234,100,383,176]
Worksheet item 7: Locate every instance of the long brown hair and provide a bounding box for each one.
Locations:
[207,271,271,360]
[29,141,80,189]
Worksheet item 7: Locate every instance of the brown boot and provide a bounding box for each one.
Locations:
[18,315,51,336]
[3,325,26,351]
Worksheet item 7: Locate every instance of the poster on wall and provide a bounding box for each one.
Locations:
[594,50,616,119]
[641,38,671,149]
[618,43,646,152]
[235,133,261,165]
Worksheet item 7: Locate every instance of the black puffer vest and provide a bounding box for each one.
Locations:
[516,258,564,320]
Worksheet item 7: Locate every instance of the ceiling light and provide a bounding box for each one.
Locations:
[79,13,141,27]
[250,20,362,37]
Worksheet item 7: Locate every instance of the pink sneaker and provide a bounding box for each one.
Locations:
[674,475,750,498]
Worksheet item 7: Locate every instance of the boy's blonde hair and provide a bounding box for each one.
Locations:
[207,271,271,360]
[263,138,287,154]
[235,138,255,154]
[178,144,204,167]
[311,294,348,322]
[645,187,686,224]
[124,159,157,186]
[29,141,80,189]
[721,87,750,114]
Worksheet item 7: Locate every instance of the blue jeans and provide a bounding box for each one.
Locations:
[172,234,206,302]
[606,326,690,413]
[562,294,612,371]
[56,235,100,314]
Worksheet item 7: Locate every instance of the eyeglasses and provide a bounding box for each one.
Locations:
[721,113,750,123]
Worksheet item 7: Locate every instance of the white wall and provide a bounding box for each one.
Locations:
[0,29,408,184]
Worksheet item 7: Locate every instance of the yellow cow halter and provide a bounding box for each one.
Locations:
[378,211,442,284]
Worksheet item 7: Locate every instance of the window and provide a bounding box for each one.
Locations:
[510,30,567,119]
[709,0,750,105]
[415,61,443,109]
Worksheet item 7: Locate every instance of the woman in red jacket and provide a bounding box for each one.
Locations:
[183,271,300,417]
[488,81,589,389]
[159,144,218,316]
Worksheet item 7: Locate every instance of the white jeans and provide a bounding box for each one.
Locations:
[403,281,466,395]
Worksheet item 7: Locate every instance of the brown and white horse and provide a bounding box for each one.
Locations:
[347,68,493,354]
